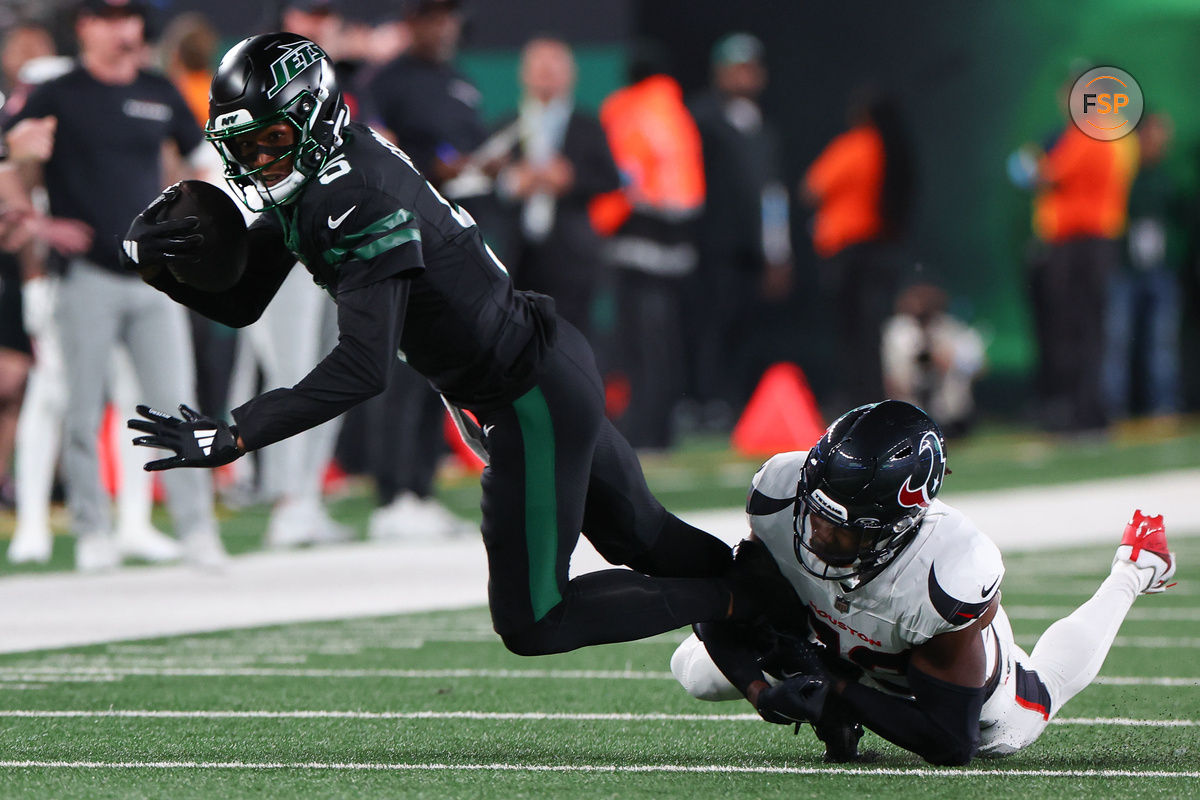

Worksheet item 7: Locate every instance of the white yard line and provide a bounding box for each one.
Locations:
[0,760,1196,778]
[1005,606,1200,621]
[0,666,1195,686]
[1,468,1198,655]
[0,709,1193,727]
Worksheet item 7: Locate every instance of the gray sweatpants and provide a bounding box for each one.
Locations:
[56,259,215,539]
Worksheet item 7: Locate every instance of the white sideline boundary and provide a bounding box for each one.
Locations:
[0,760,1197,778]
[1,468,1198,654]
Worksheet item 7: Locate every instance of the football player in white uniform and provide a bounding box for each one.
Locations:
[672,400,1177,764]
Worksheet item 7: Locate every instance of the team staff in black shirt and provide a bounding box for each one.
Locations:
[123,33,745,655]
[9,0,224,571]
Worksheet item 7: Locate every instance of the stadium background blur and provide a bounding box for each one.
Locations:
[7,0,1200,417]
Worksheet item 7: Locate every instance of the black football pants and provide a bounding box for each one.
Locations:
[471,321,733,655]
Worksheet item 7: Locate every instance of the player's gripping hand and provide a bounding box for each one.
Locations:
[752,674,830,725]
[119,184,203,279]
[128,404,242,471]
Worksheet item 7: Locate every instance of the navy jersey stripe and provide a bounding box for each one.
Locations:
[928,564,993,625]
[746,488,796,516]
[1014,663,1052,720]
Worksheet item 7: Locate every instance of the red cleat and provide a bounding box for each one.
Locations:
[1114,510,1176,594]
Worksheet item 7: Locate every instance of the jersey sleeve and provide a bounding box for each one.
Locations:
[745,451,806,551]
[900,510,1005,645]
[747,452,807,513]
[311,186,425,293]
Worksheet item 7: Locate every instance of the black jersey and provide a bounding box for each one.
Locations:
[254,121,555,404]
[151,122,555,449]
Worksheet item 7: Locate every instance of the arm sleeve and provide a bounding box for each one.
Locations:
[693,622,770,698]
[230,274,409,451]
[144,223,296,328]
[837,665,985,766]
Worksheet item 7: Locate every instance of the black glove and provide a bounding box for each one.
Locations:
[128,404,242,471]
[727,537,808,623]
[119,183,203,277]
[754,674,831,725]
[760,629,828,682]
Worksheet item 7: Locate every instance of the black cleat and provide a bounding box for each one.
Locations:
[811,694,864,763]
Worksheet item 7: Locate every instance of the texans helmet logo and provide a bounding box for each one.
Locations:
[897,432,945,509]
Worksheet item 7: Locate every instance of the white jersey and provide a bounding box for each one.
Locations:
[747,451,1005,694]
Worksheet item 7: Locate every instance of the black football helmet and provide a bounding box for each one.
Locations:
[794,400,947,584]
[205,32,348,210]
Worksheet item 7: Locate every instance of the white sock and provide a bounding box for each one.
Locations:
[1025,561,1141,713]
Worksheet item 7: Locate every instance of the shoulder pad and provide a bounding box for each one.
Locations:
[925,511,1004,626]
[746,451,806,516]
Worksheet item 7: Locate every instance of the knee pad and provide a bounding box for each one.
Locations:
[670,634,742,701]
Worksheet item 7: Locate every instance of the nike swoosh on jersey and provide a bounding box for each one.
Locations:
[327,205,357,229]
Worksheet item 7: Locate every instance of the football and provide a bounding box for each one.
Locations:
[161,179,248,292]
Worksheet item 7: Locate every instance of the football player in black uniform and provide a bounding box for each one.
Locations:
[120,33,739,655]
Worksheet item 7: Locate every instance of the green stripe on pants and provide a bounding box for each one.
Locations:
[513,387,561,620]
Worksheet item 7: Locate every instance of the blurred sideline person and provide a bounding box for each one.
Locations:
[670,401,1177,764]
[686,32,792,430]
[1017,74,1138,433]
[220,0,354,546]
[362,0,484,538]
[882,283,985,438]
[7,0,224,571]
[0,21,58,510]
[123,33,748,656]
[281,0,381,126]
[1103,112,1182,421]
[3,27,73,560]
[494,36,620,341]
[803,91,914,412]
[160,12,240,423]
[3,21,179,565]
[592,43,705,450]
[158,12,218,130]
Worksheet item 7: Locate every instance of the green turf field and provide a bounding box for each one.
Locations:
[4,419,1200,576]
[0,535,1195,799]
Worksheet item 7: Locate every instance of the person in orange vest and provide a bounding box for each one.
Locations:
[803,91,914,413]
[1024,104,1138,432]
[592,44,705,450]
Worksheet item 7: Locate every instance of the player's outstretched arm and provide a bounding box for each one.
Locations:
[834,598,998,766]
[228,276,410,452]
[128,404,243,471]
